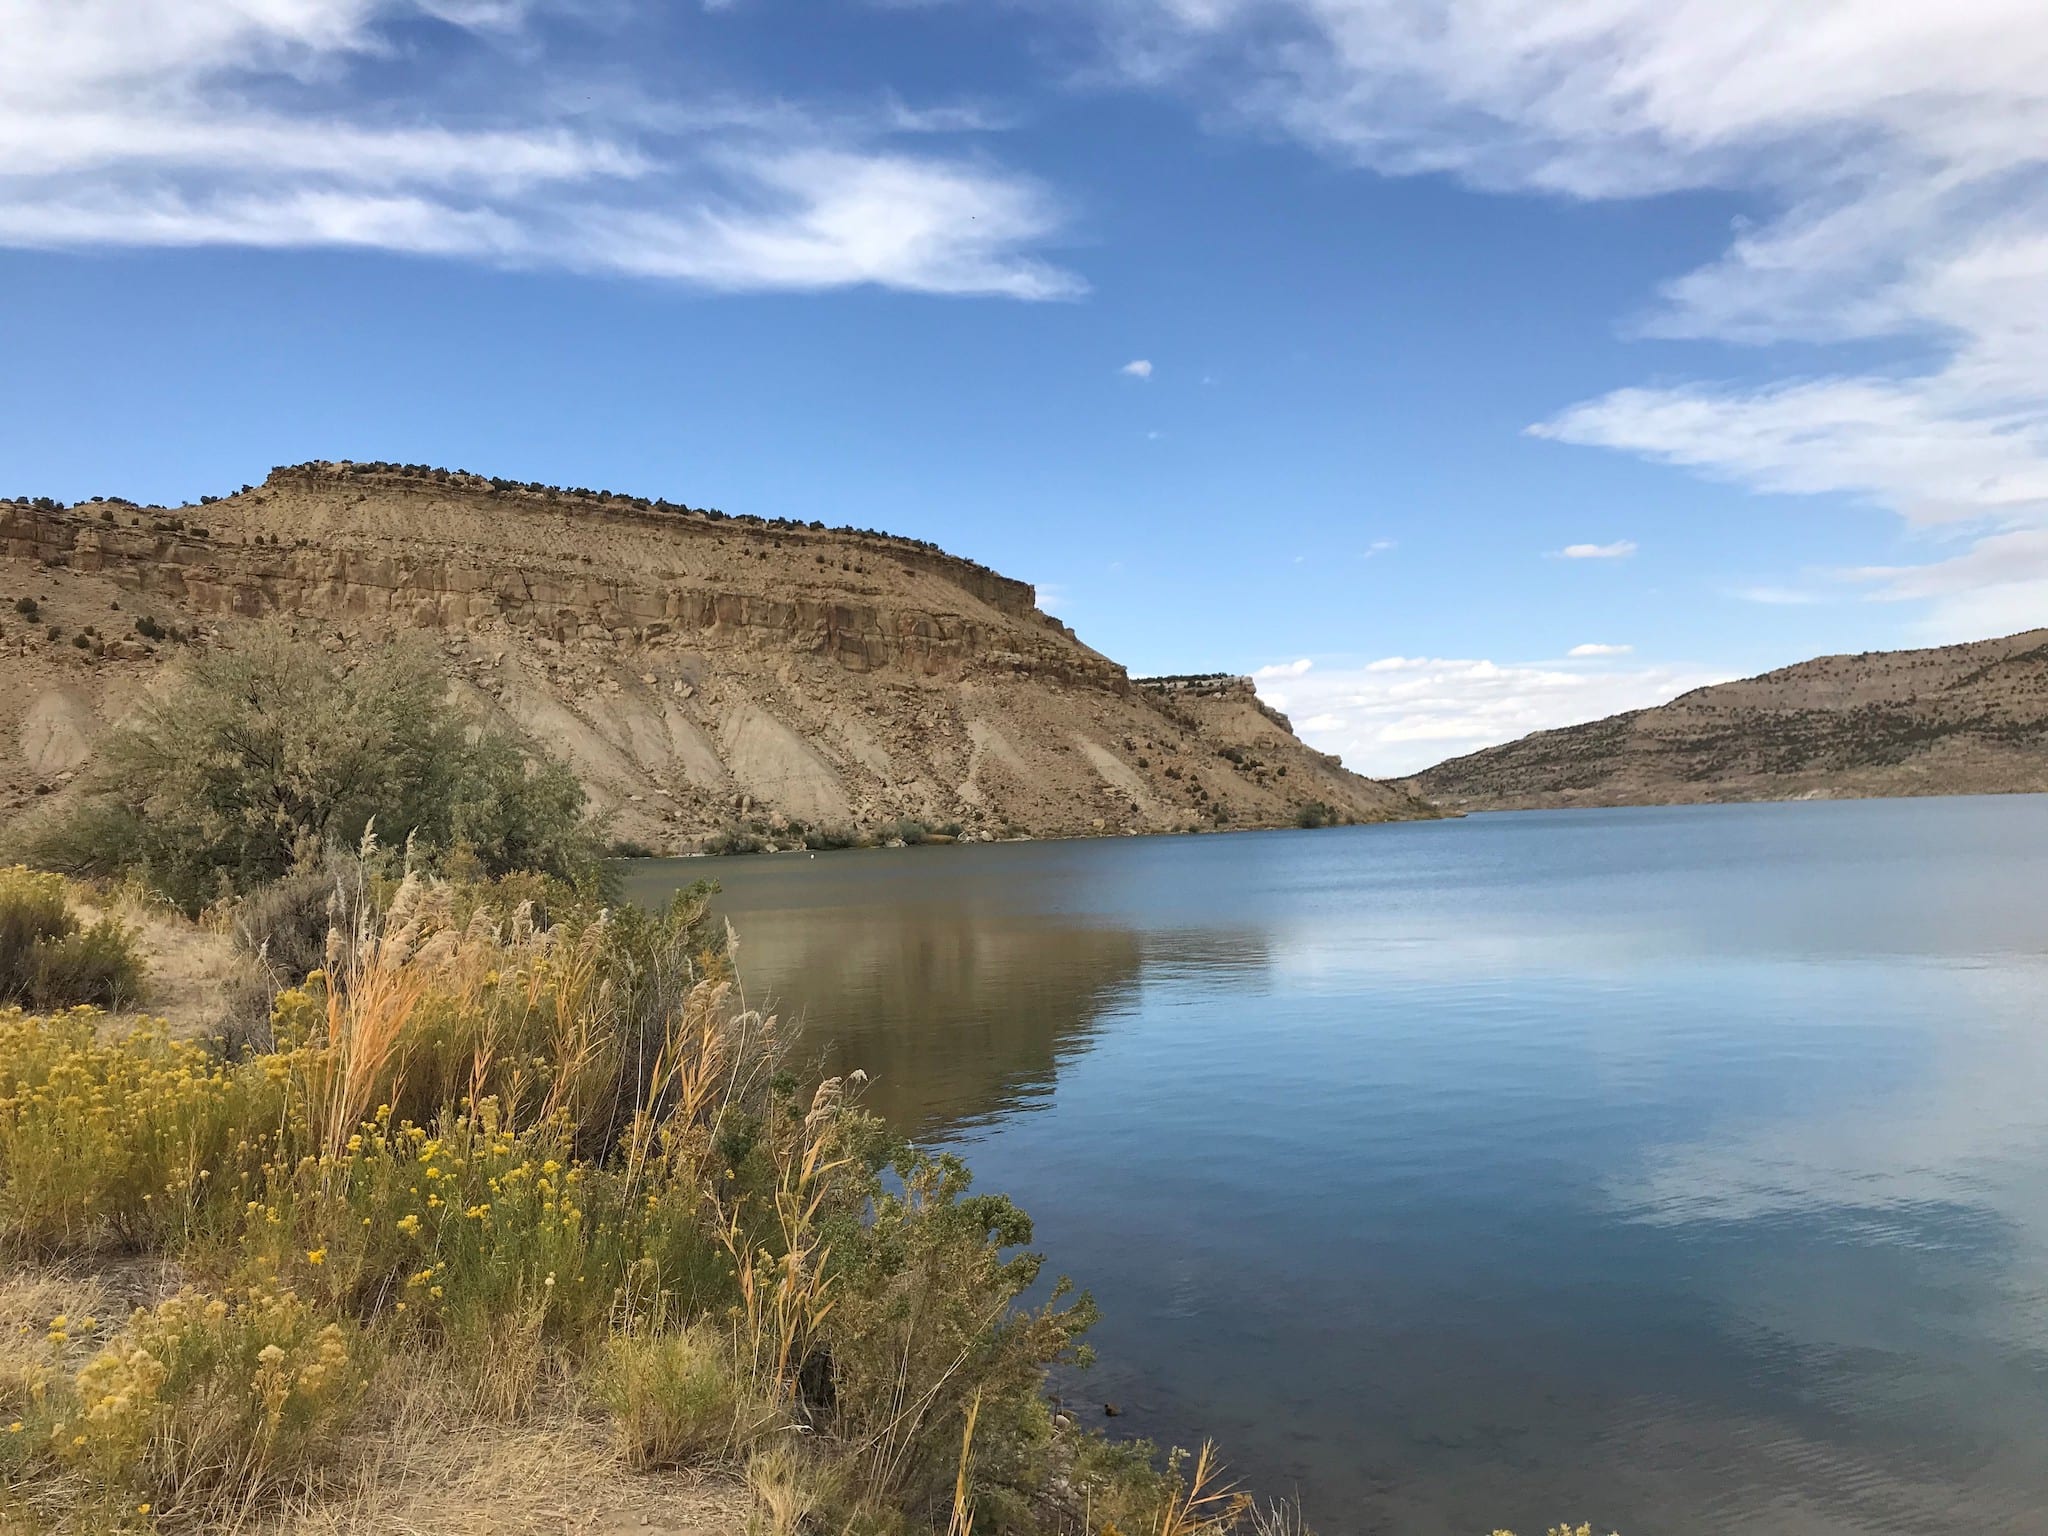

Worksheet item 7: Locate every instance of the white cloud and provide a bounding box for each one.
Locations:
[1362,538,1395,558]
[1556,540,1637,560]
[1090,0,2048,629]
[1254,653,1729,778]
[1252,657,1313,678]
[0,0,1079,298]
[1730,585,1829,606]
[1567,643,1633,658]
[1120,358,1154,378]
[1844,528,2048,640]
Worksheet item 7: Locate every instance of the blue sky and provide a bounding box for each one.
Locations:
[3,1,2043,775]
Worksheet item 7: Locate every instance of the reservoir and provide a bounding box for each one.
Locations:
[623,796,2048,1535]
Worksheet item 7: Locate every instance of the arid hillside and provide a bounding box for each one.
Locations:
[1404,629,2048,811]
[0,463,1433,850]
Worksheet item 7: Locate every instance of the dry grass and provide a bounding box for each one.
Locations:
[1151,1445,1252,1536]
[597,1328,779,1472]
[742,1441,823,1536]
[260,1364,748,1536]
[78,891,263,1044]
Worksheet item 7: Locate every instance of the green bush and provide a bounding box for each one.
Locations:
[0,866,143,1009]
[703,827,767,857]
[1294,801,1341,829]
[19,635,605,912]
[800,825,860,851]
[228,854,364,991]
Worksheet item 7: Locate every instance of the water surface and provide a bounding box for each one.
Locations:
[624,798,2048,1535]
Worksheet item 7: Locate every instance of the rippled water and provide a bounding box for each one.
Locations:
[622,797,2048,1535]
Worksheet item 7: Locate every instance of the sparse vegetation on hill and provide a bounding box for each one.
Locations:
[1407,629,2048,811]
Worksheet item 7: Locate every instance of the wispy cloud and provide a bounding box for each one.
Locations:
[0,0,1080,298]
[1557,540,1637,560]
[1731,585,1829,606]
[1088,0,2048,630]
[1252,652,1728,777]
[1843,529,2048,640]
[1567,643,1633,658]
[1120,358,1154,378]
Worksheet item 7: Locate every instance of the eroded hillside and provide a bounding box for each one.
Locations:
[0,463,1434,850]
[1404,629,2048,811]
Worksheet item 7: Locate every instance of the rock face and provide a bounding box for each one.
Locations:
[0,464,1435,849]
[1403,629,2048,811]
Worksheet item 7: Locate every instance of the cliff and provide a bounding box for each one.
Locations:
[0,464,1435,849]
[1403,629,2048,811]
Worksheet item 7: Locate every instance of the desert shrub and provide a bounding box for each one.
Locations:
[132,614,167,642]
[0,869,72,996]
[12,597,36,620]
[598,1326,777,1468]
[607,837,658,860]
[446,732,595,887]
[0,1012,286,1253]
[890,819,929,846]
[1293,801,1341,829]
[228,854,362,991]
[810,1133,1098,1528]
[25,919,144,1010]
[18,634,605,912]
[703,827,766,857]
[54,1285,364,1516]
[801,825,860,851]
[0,866,143,1009]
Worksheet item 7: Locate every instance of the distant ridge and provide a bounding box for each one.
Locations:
[1402,628,2048,811]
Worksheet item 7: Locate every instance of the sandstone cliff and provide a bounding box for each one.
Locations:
[1403,629,2048,811]
[0,464,1434,850]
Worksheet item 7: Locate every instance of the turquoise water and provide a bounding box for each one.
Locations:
[623,797,2048,1534]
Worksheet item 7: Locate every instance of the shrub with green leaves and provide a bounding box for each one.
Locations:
[19,635,604,912]
[0,866,142,1009]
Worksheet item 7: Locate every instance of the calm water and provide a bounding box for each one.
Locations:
[623,798,2048,1535]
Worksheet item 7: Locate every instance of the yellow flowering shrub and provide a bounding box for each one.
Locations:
[0,1011,290,1252]
[56,1285,362,1513]
[242,1101,729,1377]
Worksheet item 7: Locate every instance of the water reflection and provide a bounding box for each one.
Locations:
[622,852,1275,1135]
[626,799,2048,1535]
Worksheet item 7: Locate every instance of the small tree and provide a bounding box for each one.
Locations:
[22,635,603,911]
